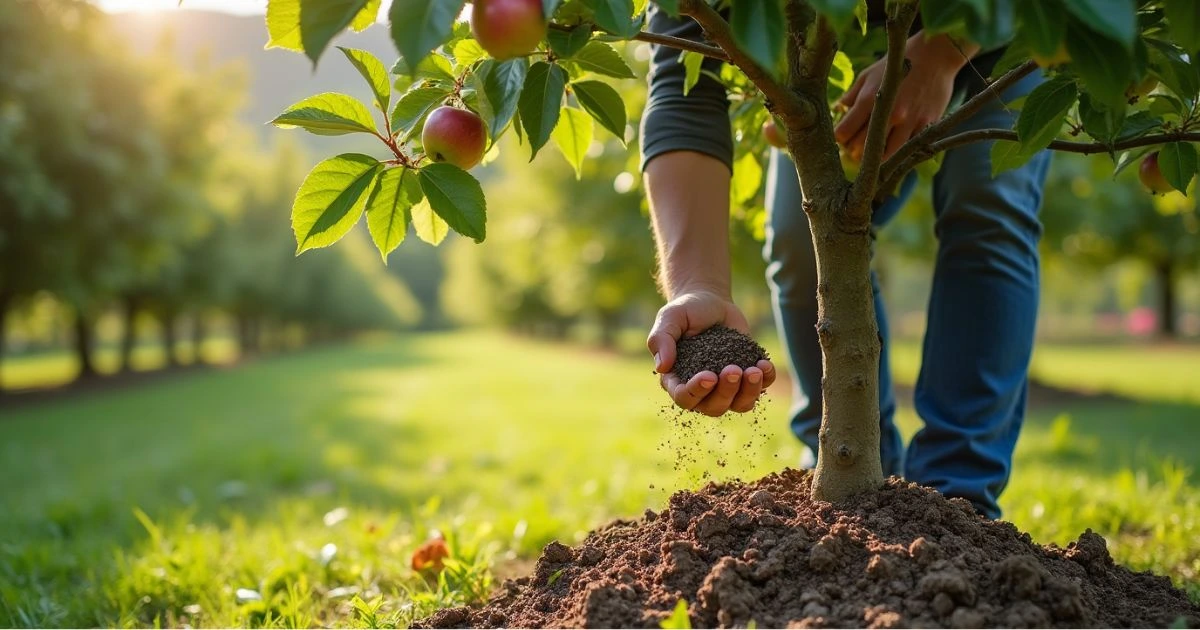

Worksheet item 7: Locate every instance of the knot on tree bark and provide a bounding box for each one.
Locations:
[836,444,853,463]
[816,319,833,345]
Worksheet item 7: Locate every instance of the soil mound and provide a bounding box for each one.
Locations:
[420,469,1199,628]
[672,326,768,382]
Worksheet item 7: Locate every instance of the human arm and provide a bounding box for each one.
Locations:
[640,8,776,416]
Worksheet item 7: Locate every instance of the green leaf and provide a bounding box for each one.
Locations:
[365,167,422,259]
[1146,39,1200,104]
[390,52,456,83]
[1165,0,1200,53]
[389,87,450,139]
[410,198,449,245]
[582,0,638,38]
[1017,0,1067,56]
[990,140,1038,176]
[571,41,636,79]
[828,51,854,93]
[681,51,703,96]
[1066,23,1132,107]
[853,0,868,34]
[548,25,592,58]
[271,93,378,136]
[551,106,594,178]
[572,80,627,143]
[1077,92,1125,143]
[351,0,380,30]
[920,0,980,33]
[266,0,371,64]
[1158,141,1197,193]
[731,0,785,74]
[1114,111,1163,142]
[654,0,680,16]
[1064,0,1135,49]
[292,154,382,253]
[480,59,529,138]
[452,39,488,67]
[389,0,465,76]
[660,600,691,630]
[730,153,763,204]
[1015,76,1077,153]
[418,163,487,241]
[338,47,391,113]
[807,0,858,30]
[518,61,568,158]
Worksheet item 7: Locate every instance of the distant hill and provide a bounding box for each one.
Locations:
[110,10,396,153]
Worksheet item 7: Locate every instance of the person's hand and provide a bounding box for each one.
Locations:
[646,290,777,416]
[835,35,968,162]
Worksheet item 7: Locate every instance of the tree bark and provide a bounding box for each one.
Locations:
[1156,261,1177,338]
[120,295,140,373]
[805,196,886,502]
[73,310,97,381]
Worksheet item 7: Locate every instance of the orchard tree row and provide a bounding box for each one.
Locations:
[0,0,412,392]
[269,0,1200,502]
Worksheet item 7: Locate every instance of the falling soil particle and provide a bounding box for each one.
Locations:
[418,469,1200,629]
[672,325,769,383]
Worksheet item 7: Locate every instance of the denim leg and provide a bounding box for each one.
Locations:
[905,71,1053,519]
[763,150,911,477]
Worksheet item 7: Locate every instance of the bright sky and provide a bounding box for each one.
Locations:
[96,0,267,15]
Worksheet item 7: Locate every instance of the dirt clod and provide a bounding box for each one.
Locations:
[419,470,1200,629]
[672,325,769,382]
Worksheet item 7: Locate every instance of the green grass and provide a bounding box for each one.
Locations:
[0,331,1197,627]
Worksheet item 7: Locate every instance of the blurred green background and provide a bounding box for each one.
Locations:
[1,1,1198,627]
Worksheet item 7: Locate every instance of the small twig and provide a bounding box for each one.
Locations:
[546,21,728,62]
[849,1,918,213]
[678,0,809,124]
[928,129,1200,155]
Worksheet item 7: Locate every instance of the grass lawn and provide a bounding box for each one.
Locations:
[0,331,1197,627]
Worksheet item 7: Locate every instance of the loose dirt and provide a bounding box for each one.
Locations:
[420,469,1200,628]
[672,325,769,383]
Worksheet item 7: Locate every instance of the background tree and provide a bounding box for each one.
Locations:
[1043,153,1200,337]
[264,0,1200,502]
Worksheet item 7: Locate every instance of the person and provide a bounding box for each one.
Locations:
[640,7,1052,519]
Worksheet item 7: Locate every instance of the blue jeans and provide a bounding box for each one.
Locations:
[763,72,1052,519]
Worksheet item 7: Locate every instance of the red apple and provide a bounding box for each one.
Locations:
[763,120,786,149]
[471,0,546,60]
[422,106,487,170]
[1139,152,1174,194]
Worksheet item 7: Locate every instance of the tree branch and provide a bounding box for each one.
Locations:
[678,0,810,124]
[547,22,728,62]
[930,129,1200,155]
[878,59,1039,194]
[848,1,918,215]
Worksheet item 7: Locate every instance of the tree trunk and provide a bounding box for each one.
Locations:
[598,310,619,349]
[237,314,254,357]
[805,197,886,503]
[781,84,885,503]
[1156,261,1176,338]
[161,312,180,368]
[73,310,97,381]
[0,289,11,395]
[120,295,139,373]
[191,312,207,365]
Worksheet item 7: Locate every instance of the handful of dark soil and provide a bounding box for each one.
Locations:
[420,469,1200,629]
[673,325,769,382]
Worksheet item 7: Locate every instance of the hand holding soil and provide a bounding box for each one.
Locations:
[647,292,775,416]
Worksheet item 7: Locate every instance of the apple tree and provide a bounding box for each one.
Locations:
[265,0,1200,502]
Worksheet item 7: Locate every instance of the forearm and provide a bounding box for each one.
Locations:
[644,151,732,300]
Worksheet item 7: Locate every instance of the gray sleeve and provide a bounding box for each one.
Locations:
[639,8,733,172]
